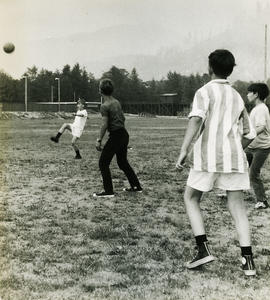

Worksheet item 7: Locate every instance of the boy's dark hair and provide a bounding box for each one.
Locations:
[247,83,270,100]
[99,78,114,96]
[208,49,236,78]
[78,98,87,108]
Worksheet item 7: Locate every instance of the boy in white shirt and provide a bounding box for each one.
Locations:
[245,83,270,209]
[50,98,88,159]
[176,49,256,276]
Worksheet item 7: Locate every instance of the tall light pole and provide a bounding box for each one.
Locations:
[264,24,268,82]
[55,77,60,112]
[51,85,54,102]
[23,76,28,112]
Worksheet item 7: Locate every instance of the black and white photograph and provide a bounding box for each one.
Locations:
[0,0,270,299]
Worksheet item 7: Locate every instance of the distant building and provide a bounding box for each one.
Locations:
[159,93,190,115]
[159,93,178,104]
[121,92,190,116]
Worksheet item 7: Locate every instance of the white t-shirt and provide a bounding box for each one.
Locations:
[248,103,270,149]
[71,109,88,137]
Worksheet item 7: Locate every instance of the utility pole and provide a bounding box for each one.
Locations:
[55,78,61,112]
[23,76,28,112]
[265,24,268,82]
[51,85,54,102]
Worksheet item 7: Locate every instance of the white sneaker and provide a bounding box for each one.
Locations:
[123,187,143,193]
[217,191,227,198]
[255,201,269,209]
[93,192,115,198]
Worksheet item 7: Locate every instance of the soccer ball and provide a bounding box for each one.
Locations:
[3,42,15,54]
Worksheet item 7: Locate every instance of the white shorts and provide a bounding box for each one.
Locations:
[187,169,250,192]
[70,124,83,138]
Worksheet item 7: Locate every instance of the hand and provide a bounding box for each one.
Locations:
[176,150,187,170]
[95,140,102,151]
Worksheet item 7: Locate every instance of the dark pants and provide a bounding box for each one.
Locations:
[245,147,270,202]
[99,128,141,193]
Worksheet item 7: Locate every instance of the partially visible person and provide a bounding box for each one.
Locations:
[245,83,270,209]
[176,49,257,276]
[93,78,142,198]
[50,98,88,159]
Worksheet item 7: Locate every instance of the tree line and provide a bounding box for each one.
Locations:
[0,63,269,108]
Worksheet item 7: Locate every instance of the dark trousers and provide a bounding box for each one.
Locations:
[245,147,270,202]
[99,128,141,193]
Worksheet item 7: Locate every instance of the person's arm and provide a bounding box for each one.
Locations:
[95,115,108,151]
[176,116,203,169]
[255,125,265,135]
[242,123,265,149]
[240,108,256,149]
[176,88,208,169]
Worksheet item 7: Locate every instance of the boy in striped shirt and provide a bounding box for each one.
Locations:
[176,49,256,276]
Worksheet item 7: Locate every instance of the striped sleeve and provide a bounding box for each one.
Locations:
[188,88,210,121]
[240,108,256,139]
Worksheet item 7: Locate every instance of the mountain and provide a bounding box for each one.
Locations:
[83,22,267,82]
[27,23,182,71]
[24,17,269,82]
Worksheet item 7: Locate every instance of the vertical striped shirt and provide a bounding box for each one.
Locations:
[188,79,256,173]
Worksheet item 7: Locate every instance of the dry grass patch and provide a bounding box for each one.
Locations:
[0,116,269,299]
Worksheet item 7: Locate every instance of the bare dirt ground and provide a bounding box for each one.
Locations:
[0,114,269,300]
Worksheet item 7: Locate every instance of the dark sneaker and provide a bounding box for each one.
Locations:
[75,154,82,159]
[241,255,256,276]
[50,137,59,143]
[186,242,215,269]
[123,187,143,193]
[93,192,115,198]
[255,201,269,209]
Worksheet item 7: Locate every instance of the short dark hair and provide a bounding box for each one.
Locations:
[248,83,270,100]
[99,78,114,96]
[208,49,236,78]
[78,98,87,108]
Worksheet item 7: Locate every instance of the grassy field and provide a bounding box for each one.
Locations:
[0,114,270,300]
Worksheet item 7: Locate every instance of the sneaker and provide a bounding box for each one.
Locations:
[123,187,143,193]
[241,255,256,276]
[217,191,227,199]
[186,242,215,269]
[93,192,115,198]
[255,201,269,209]
[50,137,59,143]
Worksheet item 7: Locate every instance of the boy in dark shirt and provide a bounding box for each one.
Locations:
[93,79,142,197]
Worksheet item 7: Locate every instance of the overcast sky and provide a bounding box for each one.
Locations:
[0,0,252,38]
[0,0,268,79]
